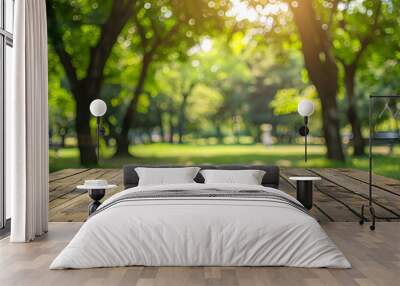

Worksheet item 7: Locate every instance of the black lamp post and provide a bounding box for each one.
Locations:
[297,99,315,163]
[90,99,107,164]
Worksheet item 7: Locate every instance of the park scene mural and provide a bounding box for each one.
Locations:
[47,0,400,179]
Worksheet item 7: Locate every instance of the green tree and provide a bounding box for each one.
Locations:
[47,0,136,165]
[114,1,230,155]
[332,0,384,156]
[289,0,345,160]
[48,51,75,147]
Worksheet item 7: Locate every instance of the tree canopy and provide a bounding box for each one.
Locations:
[48,0,400,164]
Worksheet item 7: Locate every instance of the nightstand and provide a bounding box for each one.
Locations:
[77,184,117,215]
[289,177,321,210]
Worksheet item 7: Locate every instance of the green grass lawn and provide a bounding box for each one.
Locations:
[49,143,400,180]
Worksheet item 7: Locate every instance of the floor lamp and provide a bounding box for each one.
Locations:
[297,99,315,163]
[90,99,107,164]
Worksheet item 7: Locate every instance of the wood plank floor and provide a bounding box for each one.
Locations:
[49,168,400,223]
[1,222,400,286]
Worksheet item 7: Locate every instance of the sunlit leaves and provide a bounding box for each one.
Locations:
[270,88,300,115]
[187,84,224,130]
[269,86,320,134]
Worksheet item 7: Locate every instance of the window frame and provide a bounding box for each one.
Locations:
[0,0,13,230]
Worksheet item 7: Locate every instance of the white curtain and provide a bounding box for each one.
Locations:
[8,0,49,242]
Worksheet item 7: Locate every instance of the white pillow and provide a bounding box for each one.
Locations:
[135,167,200,186]
[200,169,266,185]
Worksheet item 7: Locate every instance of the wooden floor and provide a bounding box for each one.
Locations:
[1,222,400,286]
[49,168,400,223]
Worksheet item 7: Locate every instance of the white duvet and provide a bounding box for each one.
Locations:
[50,183,351,269]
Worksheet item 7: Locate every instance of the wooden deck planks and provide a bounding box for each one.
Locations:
[335,168,400,196]
[309,168,400,219]
[49,169,123,222]
[49,168,90,182]
[48,168,400,223]
[49,169,107,202]
[281,168,362,222]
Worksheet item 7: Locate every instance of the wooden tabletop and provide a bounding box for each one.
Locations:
[289,176,322,181]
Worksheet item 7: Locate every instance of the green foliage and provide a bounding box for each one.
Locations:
[48,46,75,139]
[49,0,109,79]
[271,86,319,115]
[48,0,400,164]
[187,84,224,132]
[270,88,300,115]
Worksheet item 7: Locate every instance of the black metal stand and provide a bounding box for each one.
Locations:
[296,181,313,210]
[299,116,310,163]
[88,189,105,215]
[96,117,100,164]
[305,116,308,163]
[359,95,400,231]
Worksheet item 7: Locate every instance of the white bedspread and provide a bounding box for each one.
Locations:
[50,183,351,269]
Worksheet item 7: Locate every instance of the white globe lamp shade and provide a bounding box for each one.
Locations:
[90,99,107,117]
[297,99,315,117]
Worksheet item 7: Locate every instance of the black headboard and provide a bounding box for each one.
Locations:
[123,165,280,189]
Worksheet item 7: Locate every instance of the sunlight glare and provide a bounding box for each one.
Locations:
[188,37,213,55]
[200,38,213,52]
[228,0,288,24]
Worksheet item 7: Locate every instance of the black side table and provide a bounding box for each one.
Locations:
[289,177,321,210]
[88,189,106,215]
[77,184,117,215]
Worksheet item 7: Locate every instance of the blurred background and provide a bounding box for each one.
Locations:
[47,0,400,179]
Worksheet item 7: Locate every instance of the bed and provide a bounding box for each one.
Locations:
[50,165,350,269]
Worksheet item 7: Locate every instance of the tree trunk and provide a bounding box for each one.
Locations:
[318,90,345,160]
[290,0,345,161]
[103,114,117,143]
[152,100,165,143]
[60,132,66,148]
[233,124,240,144]
[178,93,190,144]
[344,64,365,156]
[115,53,152,156]
[215,123,223,144]
[168,113,175,144]
[74,83,97,165]
[146,129,153,144]
[158,113,165,143]
[254,124,261,143]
